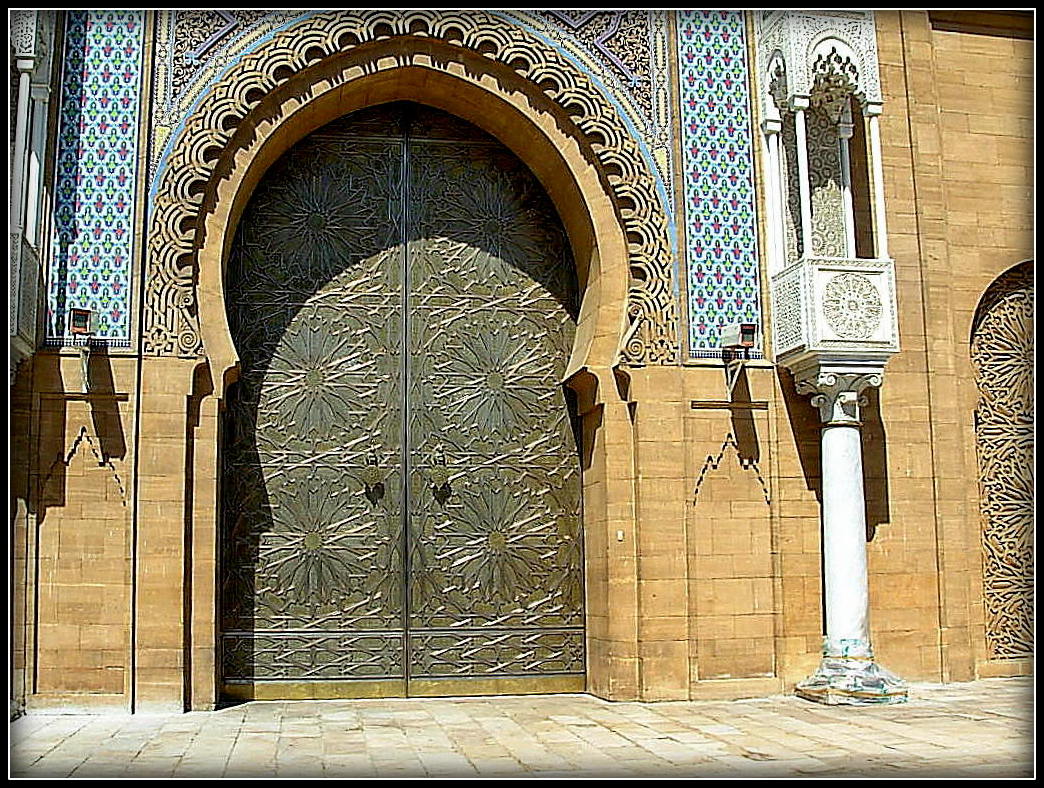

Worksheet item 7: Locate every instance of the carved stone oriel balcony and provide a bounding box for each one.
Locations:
[10,231,44,381]
[770,255,899,373]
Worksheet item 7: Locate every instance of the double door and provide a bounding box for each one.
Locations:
[219,103,584,697]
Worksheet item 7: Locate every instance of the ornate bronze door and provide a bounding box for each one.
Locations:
[220,103,583,699]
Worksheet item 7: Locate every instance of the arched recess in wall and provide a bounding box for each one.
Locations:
[970,260,1033,660]
[142,10,679,383]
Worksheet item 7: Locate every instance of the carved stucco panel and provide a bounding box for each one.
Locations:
[971,264,1033,660]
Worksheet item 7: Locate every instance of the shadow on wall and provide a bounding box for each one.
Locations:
[778,367,822,504]
[730,366,760,465]
[776,367,892,540]
[35,346,129,522]
[860,387,891,541]
[86,344,127,460]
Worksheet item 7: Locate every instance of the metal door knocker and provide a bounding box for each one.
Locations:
[429,443,452,505]
[362,448,385,504]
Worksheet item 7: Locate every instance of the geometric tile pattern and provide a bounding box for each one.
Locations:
[677,10,762,358]
[47,10,144,346]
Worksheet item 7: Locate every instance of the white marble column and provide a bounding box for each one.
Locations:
[761,106,785,275]
[794,369,907,705]
[864,103,889,260]
[11,60,34,230]
[837,103,857,259]
[791,96,814,258]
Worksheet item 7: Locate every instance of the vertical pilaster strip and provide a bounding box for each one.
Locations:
[891,10,972,681]
[134,358,196,712]
[189,391,219,710]
[865,108,890,259]
[676,10,762,359]
[47,10,144,347]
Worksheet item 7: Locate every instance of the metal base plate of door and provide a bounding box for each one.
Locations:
[220,103,585,699]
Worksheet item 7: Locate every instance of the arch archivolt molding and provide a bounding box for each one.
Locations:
[145,9,678,367]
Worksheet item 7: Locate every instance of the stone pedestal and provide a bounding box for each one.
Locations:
[795,369,907,705]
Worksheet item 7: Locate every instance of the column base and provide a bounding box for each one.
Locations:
[796,656,908,706]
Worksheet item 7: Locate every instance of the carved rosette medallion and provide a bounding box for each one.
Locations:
[822,272,882,340]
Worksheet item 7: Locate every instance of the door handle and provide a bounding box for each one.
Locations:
[428,443,452,503]
[362,449,384,503]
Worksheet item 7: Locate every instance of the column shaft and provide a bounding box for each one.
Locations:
[794,371,907,705]
[867,114,889,259]
[793,105,814,257]
[821,422,870,654]
[11,66,33,229]
[763,126,784,274]
[838,131,857,258]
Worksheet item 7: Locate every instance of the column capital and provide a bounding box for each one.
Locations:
[789,94,811,111]
[30,83,52,102]
[794,367,883,425]
[863,101,884,117]
[837,101,855,139]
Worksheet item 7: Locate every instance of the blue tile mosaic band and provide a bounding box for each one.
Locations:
[48,10,144,347]
[677,11,762,359]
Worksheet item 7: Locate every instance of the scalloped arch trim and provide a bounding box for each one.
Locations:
[144,9,678,364]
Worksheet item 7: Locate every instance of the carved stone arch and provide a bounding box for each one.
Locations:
[809,35,865,113]
[810,35,860,72]
[756,12,884,110]
[144,9,678,372]
[970,260,1033,660]
[765,50,789,113]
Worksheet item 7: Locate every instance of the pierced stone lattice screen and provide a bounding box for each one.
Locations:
[971,263,1033,660]
[806,107,846,258]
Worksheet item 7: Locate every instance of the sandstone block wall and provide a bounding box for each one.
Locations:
[9,11,1032,713]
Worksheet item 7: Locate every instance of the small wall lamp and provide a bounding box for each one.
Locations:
[719,322,757,398]
[70,308,93,394]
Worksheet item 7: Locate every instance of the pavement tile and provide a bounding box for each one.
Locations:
[8,677,1033,779]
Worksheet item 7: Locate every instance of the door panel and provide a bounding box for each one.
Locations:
[221,124,407,688]
[220,103,583,697]
[405,135,584,686]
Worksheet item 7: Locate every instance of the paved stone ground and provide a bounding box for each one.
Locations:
[9,677,1033,778]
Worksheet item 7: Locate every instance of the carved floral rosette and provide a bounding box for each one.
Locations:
[144,9,678,365]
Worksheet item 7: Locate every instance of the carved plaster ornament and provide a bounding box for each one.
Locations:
[822,273,883,340]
